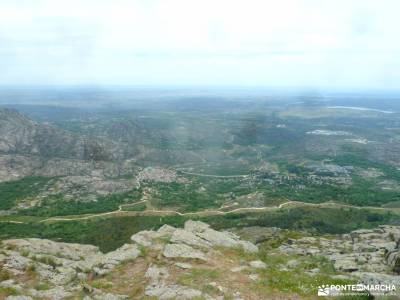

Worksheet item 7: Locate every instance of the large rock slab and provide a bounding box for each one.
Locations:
[249,260,267,269]
[145,265,170,285]
[163,243,207,261]
[184,220,211,233]
[157,224,177,237]
[101,243,140,269]
[145,284,203,300]
[333,259,359,272]
[3,238,101,261]
[387,250,400,273]
[183,220,258,253]
[171,229,211,249]
[130,230,161,247]
[238,240,259,253]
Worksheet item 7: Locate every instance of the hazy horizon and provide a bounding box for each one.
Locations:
[1,0,400,89]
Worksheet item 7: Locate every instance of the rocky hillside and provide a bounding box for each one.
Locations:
[0,108,143,204]
[1,221,399,299]
[0,108,122,162]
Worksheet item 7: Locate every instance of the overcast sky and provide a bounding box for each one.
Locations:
[0,0,399,89]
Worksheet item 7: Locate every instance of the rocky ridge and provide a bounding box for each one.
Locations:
[0,220,258,299]
[1,222,400,299]
[279,225,400,282]
[0,108,121,162]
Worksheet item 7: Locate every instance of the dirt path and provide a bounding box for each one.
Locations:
[0,221,25,224]
[34,200,397,223]
[176,170,250,179]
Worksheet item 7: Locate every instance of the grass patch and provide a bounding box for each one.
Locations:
[0,269,11,281]
[0,287,19,298]
[91,280,114,290]
[34,282,51,291]
[32,255,59,268]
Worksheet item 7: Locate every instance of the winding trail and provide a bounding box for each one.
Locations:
[0,221,25,224]
[36,199,148,223]
[33,199,397,224]
[3,163,398,225]
[176,170,250,179]
[3,177,397,225]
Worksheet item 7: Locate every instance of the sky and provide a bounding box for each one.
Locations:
[0,0,399,89]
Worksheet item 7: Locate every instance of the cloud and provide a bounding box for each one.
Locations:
[0,0,399,88]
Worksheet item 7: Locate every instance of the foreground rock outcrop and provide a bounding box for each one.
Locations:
[0,220,259,299]
[1,222,400,299]
[278,225,400,290]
